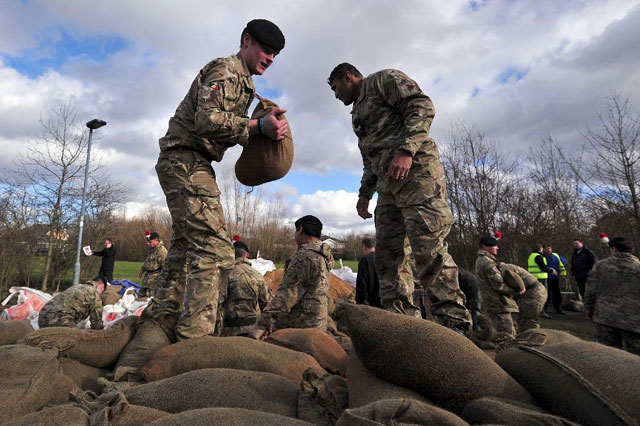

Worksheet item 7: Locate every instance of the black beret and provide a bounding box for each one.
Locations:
[295,215,323,238]
[479,236,498,247]
[149,232,159,241]
[233,240,249,252]
[243,19,285,53]
[608,237,633,252]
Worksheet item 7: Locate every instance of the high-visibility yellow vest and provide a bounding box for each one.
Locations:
[527,252,548,279]
[552,252,567,276]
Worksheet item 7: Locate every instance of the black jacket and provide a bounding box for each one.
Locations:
[94,245,116,276]
[571,246,597,281]
[356,252,381,307]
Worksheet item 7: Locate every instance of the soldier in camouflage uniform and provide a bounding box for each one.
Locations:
[499,263,547,332]
[144,20,287,340]
[328,63,471,331]
[585,237,640,355]
[38,279,105,330]
[138,232,168,298]
[217,240,271,336]
[250,215,334,339]
[475,236,523,336]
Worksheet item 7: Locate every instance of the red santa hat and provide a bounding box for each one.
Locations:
[144,230,151,240]
[494,231,503,240]
[599,232,609,244]
[232,234,241,242]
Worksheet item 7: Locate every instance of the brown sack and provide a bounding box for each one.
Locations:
[298,369,349,426]
[266,328,348,376]
[461,397,580,426]
[47,373,80,406]
[24,316,138,368]
[143,407,313,426]
[336,399,469,426]
[345,304,537,413]
[495,340,640,426]
[347,353,432,409]
[125,368,298,417]
[102,284,123,305]
[114,320,172,381]
[235,96,293,186]
[113,405,170,426]
[142,336,326,384]
[497,328,582,350]
[0,318,34,345]
[60,357,110,394]
[2,405,89,426]
[0,345,60,423]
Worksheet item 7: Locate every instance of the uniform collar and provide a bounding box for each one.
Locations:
[350,78,367,115]
[477,249,496,260]
[232,54,255,91]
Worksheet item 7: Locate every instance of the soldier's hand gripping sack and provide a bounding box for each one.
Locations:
[235,96,293,186]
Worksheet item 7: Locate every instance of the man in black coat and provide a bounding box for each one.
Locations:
[571,239,597,298]
[356,235,381,308]
[93,238,116,284]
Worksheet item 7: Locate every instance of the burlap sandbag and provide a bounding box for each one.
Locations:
[0,345,60,423]
[47,373,80,406]
[114,320,172,381]
[298,369,349,426]
[24,316,138,368]
[0,318,34,345]
[347,353,432,408]
[345,304,537,413]
[102,284,123,305]
[235,96,293,186]
[497,328,582,350]
[495,340,640,426]
[336,399,469,426]
[266,328,348,376]
[124,368,298,417]
[112,405,171,426]
[461,397,580,426]
[142,336,326,384]
[144,407,314,426]
[2,405,89,426]
[60,357,110,394]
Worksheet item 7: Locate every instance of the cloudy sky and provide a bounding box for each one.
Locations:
[1,0,639,237]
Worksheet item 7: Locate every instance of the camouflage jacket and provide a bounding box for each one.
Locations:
[257,241,334,332]
[352,69,442,198]
[140,241,168,277]
[585,252,640,333]
[499,263,540,289]
[159,53,255,162]
[219,257,271,327]
[475,250,519,313]
[41,283,103,329]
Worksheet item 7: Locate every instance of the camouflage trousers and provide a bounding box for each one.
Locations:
[595,323,640,356]
[517,282,547,332]
[140,271,162,298]
[148,150,234,341]
[489,312,516,336]
[375,184,471,329]
[378,235,421,318]
[38,304,77,328]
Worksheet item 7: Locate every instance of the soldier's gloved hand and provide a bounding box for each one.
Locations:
[386,151,413,180]
[356,196,372,219]
[263,108,288,141]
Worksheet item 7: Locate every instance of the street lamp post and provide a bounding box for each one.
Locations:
[72,119,107,286]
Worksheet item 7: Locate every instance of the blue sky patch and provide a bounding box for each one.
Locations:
[497,66,528,84]
[273,169,361,198]
[471,86,481,97]
[2,27,128,78]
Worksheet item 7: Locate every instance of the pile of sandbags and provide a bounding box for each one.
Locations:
[0,318,33,345]
[264,268,354,301]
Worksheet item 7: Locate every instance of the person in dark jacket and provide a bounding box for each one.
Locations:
[356,235,381,308]
[571,240,597,298]
[93,238,116,284]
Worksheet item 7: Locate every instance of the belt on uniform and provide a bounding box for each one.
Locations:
[224,316,257,328]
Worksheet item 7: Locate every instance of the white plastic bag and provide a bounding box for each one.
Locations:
[331,259,357,288]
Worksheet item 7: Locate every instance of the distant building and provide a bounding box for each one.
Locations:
[320,235,345,252]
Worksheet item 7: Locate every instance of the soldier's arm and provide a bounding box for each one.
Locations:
[89,292,104,330]
[358,148,377,200]
[257,276,272,311]
[484,261,513,295]
[583,264,599,319]
[195,63,251,147]
[382,71,434,157]
[256,255,307,332]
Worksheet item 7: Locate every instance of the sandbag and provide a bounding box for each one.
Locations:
[336,399,469,426]
[143,407,313,426]
[112,405,171,426]
[345,304,536,413]
[235,96,293,186]
[142,336,326,384]
[497,328,582,350]
[102,284,123,305]
[124,368,298,417]
[347,353,432,408]
[114,320,171,381]
[60,357,110,394]
[461,397,580,426]
[266,327,348,376]
[24,316,138,368]
[2,405,89,426]
[0,318,34,345]
[298,369,349,426]
[47,373,80,406]
[0,345,60,423]
[495,340,640,426]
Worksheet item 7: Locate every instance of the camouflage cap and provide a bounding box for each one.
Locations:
[243,19,285,53]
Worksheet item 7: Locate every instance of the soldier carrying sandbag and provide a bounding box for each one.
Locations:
[498,263,547,332]
[138,231,168,298]
[250,215,334,340]
[217,239,272,336]
[38,278,106,330]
